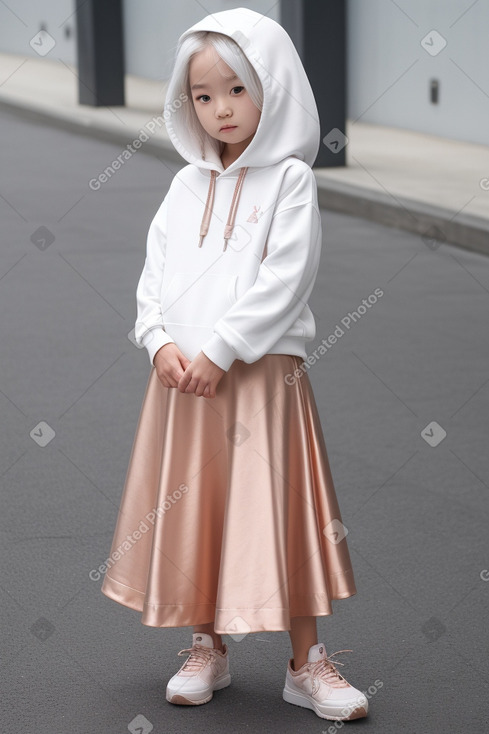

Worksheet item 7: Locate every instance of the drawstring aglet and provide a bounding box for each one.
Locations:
[223,223,233,252]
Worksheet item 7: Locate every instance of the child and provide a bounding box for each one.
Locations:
[101,6,368,722]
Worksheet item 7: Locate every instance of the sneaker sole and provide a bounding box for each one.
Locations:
[166,672,231,706]
[283,682,368,720]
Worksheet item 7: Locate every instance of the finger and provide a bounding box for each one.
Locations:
[178,370,192,392]
[172,365,186,385]
[194,378,206,398]
[183,373,199,394]
[204,383,215,399]
[179,353,191,371]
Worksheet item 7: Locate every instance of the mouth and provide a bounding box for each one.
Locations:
[220,125,237,131]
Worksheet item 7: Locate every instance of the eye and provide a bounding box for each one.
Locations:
[196,94,211,103]
[231,86,244,95]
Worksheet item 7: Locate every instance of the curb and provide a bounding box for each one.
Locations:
[315,177,489,256]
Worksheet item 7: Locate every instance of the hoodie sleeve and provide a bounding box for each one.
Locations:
[201,166,322,372]
[134,194,176,365]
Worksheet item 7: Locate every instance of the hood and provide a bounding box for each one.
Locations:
[164,6,320,250]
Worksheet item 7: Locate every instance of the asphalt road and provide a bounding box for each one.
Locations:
[1,105,488,733]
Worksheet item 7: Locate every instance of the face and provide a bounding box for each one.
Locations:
[189,45,261,151]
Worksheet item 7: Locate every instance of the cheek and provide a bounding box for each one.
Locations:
[244,100,261,126]
[247,109,261,132]
[194,105,208,127]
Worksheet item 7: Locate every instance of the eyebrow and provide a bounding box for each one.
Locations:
[191,74,238,91]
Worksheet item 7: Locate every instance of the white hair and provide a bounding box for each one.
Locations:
[165,31,264,160]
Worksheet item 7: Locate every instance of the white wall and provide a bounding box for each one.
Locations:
[347,0,489,145]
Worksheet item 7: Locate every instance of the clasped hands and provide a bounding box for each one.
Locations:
[153,342,226,399]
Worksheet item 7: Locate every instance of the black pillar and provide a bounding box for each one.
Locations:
[280,0,347,168]
[75,0,125,106]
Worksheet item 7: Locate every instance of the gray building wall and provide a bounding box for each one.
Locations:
[0,0,278,77]
[123,1,279,81]
[347,0,489,145]
[0,1,486,145]
[0,0,77,62]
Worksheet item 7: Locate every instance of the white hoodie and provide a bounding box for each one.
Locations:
[135,7,322,371]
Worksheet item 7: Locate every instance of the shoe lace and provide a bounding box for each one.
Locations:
[310,649,353,688]
[177,644,215,672]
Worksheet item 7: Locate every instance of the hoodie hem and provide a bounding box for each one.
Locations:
[202,331,311,370]
[201,332,238,371]
[141,327,176,365]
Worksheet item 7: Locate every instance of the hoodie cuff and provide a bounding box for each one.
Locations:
[201,332,237,371]
[141,327,175,366]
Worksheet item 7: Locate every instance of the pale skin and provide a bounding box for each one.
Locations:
[154,45,318,670]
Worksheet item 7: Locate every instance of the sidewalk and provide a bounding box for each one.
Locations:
[1,51,488,255]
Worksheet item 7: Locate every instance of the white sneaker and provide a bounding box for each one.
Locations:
[166,632,231,706]
[282,642,368,720]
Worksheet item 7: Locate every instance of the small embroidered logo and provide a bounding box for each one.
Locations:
[246,205,263,223]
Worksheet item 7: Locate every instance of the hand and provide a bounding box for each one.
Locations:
[178,350,226,398]
[153,342,191,388]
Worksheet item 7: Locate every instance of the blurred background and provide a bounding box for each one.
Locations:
[1,0,488,143]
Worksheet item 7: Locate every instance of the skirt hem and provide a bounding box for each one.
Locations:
[101,573,357,633]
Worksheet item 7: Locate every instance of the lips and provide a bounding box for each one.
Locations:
[220,125,237,131]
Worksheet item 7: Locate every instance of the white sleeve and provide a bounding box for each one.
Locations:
[201,167,322,371]
[134,195,175,365]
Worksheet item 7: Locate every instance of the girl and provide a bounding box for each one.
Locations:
[101,6,368,723]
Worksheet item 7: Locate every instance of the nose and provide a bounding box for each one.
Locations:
[215,97,232,118]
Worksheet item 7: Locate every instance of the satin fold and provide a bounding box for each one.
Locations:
[101,354,356,633]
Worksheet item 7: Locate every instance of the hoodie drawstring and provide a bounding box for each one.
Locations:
[198,167,248,252]
[198,169,217,248]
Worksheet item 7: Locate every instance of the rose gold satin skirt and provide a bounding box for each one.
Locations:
[101,353,356,633]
